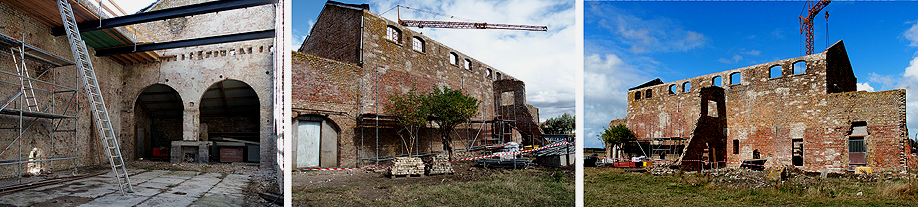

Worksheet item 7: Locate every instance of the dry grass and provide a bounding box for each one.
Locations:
[295,169,573,206]
[586,167,918,206]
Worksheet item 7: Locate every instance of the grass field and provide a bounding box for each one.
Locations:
[295,168,574,206]
[585,167,918,206]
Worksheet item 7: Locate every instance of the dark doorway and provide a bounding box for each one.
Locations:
[134,84,183,161]
[199,80,260,163]
[792,138,803,166]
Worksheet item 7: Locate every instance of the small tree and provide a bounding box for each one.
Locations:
[541,112,575,134]
[385,89,429,157]
[601,124,636,159]
[427,86,479,160]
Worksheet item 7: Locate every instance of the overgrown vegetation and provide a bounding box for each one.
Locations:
[585,168,918,206]
[386,88,430,157]
[600,124,635,155]
[386,86,479,159]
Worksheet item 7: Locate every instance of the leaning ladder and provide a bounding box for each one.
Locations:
[56,0,134,195]
[8,40,40,112]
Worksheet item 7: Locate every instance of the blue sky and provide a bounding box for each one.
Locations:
[293,0,577,122]
[584,1,918,148]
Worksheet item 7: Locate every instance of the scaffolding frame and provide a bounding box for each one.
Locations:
[0,32,81,185]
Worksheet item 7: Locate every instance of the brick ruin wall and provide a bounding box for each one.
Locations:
[0,2,125,178]
[293,6,525,167]
[120,1,276,167]
[626,42,908,171]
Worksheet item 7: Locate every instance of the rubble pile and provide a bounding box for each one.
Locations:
[711,168,774,189]
[647,162,676,175]
[389,157,424,176]
[426,153,454,175]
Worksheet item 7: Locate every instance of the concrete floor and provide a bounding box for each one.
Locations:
[0,169,251,207]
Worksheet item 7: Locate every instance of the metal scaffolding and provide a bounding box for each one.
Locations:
[0,32,80,185]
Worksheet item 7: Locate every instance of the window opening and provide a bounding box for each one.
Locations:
[386,26,401,43]
[770,65,782,78]
[793,61,806,74]
[682,82,691,92]
[730,72,741,85]
[713,76,722,87]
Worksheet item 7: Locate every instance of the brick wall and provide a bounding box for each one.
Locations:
[292,2,537,168]
[626,41,908,171]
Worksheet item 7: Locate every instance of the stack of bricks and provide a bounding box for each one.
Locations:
[389,157,424,176]
[426,153,454,175]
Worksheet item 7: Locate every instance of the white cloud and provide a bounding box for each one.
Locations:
[583,54,650,148]
[905,56,918,81]
[856,82,875,92]
[905,20,918,47]
[587,4,706,54]
[94,0,157,15]
[367,0,576,121]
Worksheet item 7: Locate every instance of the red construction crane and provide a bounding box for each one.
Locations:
[391,5,547,32]
[800,0,831,55]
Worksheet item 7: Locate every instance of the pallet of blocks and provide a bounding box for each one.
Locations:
[426,153,454,175]
[389,157,425,178]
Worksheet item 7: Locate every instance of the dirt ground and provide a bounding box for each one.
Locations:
[292,161,575,206]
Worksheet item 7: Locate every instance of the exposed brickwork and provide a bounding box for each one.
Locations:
[0,2,125,178]
[292,1,538,168]
[626,41,908,172]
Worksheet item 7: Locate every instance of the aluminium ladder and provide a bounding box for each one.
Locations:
[9,40,40,112]
[56,0,134,195]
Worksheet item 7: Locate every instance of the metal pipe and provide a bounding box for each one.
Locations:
[0,157,77,166]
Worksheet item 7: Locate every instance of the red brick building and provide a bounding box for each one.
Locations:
[291,1,542,169]
[625,41,908,171]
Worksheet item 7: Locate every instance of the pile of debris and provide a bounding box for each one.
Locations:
[646,162,677,175]
[426,153,454,175]
[389,157,424,177]
[710,167,784,189]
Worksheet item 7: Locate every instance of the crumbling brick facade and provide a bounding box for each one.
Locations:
[626,41,908,171]
[292,1,540,168]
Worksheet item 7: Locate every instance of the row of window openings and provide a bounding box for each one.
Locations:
[731,137,866,166]
[633,61,806,101]
[388,26,503,80]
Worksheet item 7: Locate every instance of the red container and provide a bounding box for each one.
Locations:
[613,162,636,168]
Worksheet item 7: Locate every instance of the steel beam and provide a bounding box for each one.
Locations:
[94,29,274,56]
[53,0,278,36]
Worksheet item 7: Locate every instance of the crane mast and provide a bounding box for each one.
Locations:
[800,0,831,55]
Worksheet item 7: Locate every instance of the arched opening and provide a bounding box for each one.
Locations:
[134,84,183,161]
[200,80,260,163]
[712,76,722,87]
[645,89,652,98]
[793,61,806,74]
[730,72,742,85]
[412,36,424,52]
[770,65,782,78]
[386,25,401,43]
[449,52,458,65]
[634,91,641,100]
[682,82,691,92]
[668,84,676,94]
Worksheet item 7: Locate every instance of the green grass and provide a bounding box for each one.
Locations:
[585,168,918,206]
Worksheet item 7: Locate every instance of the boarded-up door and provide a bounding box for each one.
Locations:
[298,121,321,168]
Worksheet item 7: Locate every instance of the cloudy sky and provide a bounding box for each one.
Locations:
[86,0,157,16]
[293,0,577,122]
[585,1,918,148]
